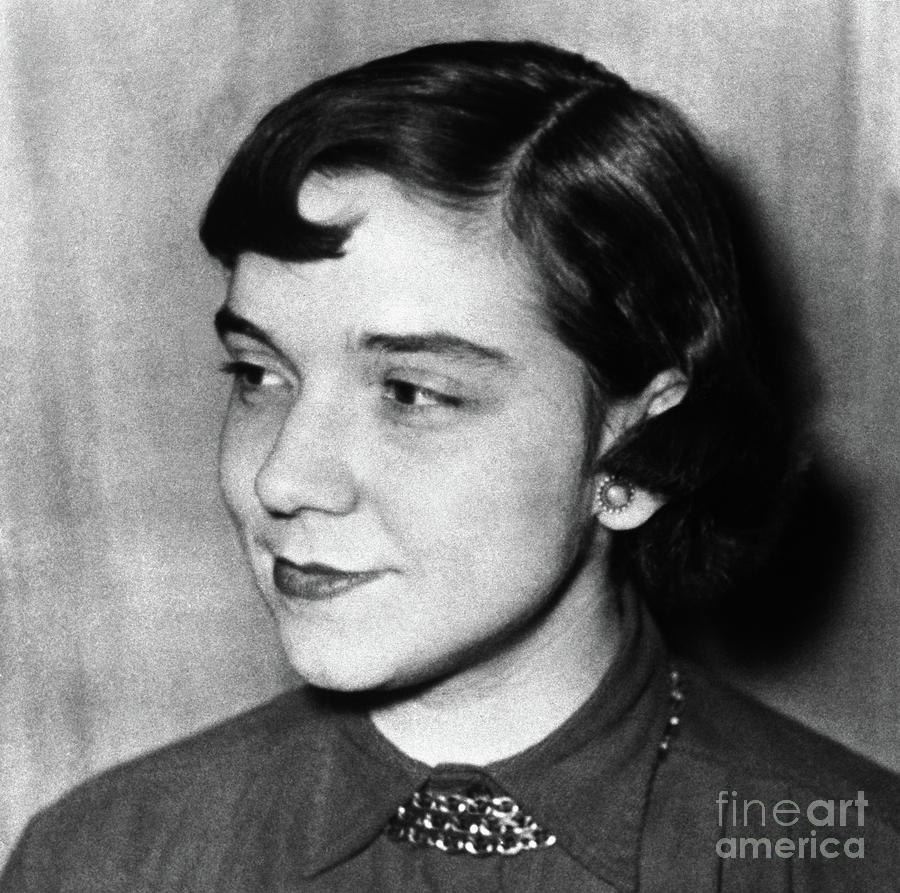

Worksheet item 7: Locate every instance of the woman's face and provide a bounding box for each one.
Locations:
[217,173,605,692]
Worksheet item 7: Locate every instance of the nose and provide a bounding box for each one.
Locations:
[254,399,361,518]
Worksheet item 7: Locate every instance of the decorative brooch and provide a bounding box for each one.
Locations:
[386,787,556,857]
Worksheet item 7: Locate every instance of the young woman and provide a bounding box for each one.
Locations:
[3,39,898,892]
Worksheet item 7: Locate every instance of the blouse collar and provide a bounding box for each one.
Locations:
[267,590,672,891]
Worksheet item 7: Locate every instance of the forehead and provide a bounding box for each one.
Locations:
[227,172,552,351]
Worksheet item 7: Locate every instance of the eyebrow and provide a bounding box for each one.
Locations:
[215,306,279,352]
[359,332,514,366]
[215,305,515,367]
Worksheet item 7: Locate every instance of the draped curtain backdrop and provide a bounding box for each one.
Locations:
[1,0,898,864]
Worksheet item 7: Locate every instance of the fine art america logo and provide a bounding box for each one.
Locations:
[716,790,867,860]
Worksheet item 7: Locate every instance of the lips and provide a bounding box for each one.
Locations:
[273,557,384,602]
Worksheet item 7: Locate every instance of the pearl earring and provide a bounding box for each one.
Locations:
[594,474,635,515]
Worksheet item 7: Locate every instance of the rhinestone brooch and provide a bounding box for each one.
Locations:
[386,788,556,857]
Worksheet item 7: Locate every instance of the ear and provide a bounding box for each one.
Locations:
[598,367,688,453]
[594,368,687,531]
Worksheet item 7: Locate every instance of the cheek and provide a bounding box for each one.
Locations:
[380,422,591,578]
[482,447,590,560]
[217,410,267,524]
[471,406,589,511]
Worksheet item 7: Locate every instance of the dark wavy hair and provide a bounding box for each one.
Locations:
[200,40,795,610]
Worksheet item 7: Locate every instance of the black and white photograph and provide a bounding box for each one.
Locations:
[1,2,898,890]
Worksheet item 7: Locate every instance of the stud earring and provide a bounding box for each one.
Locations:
[594,474,635,515]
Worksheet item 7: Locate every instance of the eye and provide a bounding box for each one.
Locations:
[382,378,461,412]
[220,360,290,404]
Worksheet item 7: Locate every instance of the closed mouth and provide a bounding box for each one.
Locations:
[273,557,384,602]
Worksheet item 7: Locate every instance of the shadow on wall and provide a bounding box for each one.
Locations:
[663,159,861,668]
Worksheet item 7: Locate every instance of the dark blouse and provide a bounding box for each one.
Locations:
[3,595,899,892]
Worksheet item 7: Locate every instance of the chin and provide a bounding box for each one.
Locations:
[277,630,412,693]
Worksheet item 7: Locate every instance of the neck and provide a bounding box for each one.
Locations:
[369,547,621,766]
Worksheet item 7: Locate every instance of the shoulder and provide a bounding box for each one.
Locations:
[52,686,318,815]
[637,662,900,891]
[1,687,322,891]
[677,661,900,822]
